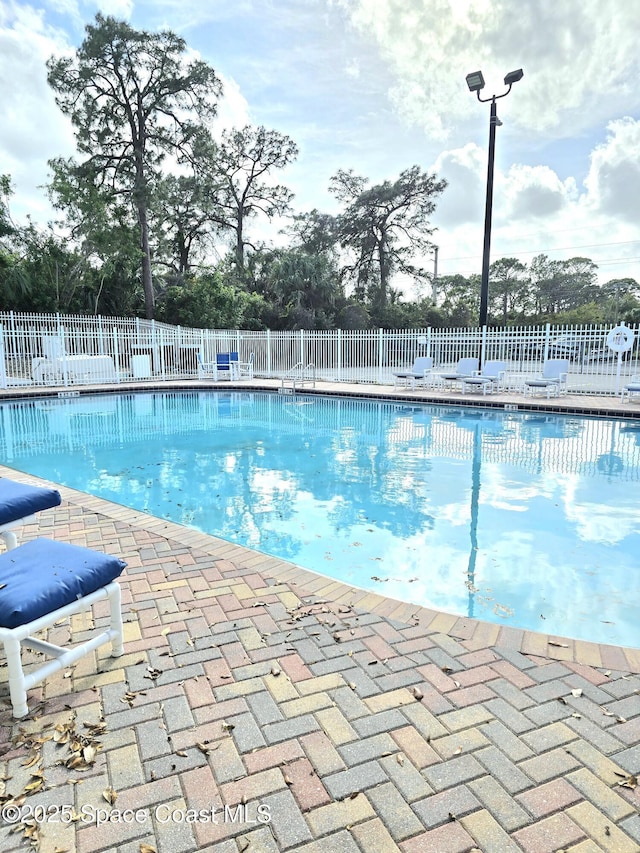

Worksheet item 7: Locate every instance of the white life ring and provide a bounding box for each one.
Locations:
[606,325,635,353]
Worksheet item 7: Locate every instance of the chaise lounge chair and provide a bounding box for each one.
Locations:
[437,357,479,389]
[523,359,569,398]
[460,360,507,395]
[393,356,434,389]
[0,538,126,717]
[621,375,640,403]
[0,477,62,551]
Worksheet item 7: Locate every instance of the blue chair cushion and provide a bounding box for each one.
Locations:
[0,479,61,526]
[0,539,126,629]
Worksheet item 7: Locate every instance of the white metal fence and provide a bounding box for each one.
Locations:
[0,311,638,396]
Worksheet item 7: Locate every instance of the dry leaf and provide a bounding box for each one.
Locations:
[571,689,583,698]
[412,687,423,701]
[396,754,404,766]
[103,787,118,805]
[140,844,158,853]
[271,665,281,677]
[549,641,569,648]
[174,750,187,757]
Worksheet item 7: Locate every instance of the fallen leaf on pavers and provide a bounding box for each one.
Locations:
[614,772,637,789]
[238,838,250,853]
[174,750,188,758]
[571,689,583,698]
[412,687,423,701]
[284,775,293,786]
[84,721,107,736]
[348,682,357,691]
[270,665,281,677]
[252,601,267,607]
[196,742,211,755]
[21,752,41,769]
[396,755,404,766]
[549,641,569,648]
[145,667,162,680]
[103,787,118,805]
[121,692,138,706]
[140,844,157,853]
[452,747,463,756]
[348,792,359,800]
[603,708,615,717]
[53,722,75,744]
[222,723,235,733]
[161,627,171,636]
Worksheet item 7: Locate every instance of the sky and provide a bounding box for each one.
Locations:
[1,0,640,298]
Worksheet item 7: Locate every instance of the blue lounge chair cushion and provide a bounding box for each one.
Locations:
[0,539,126,629]
[0,479,61,526]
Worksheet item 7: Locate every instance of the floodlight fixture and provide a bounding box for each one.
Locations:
[504,68,524,86]
[465,71,485,93]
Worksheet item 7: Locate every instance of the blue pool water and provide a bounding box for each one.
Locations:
[1,390,639,648]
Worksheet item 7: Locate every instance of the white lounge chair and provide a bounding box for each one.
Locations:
[460,360,507,395]
[393,356,434,389]
[621,375,640,403]
[437,357,479,389]
[237,352,255,380]
[523,359,569,398]
[0,539,125,717]
[0,478,62,551]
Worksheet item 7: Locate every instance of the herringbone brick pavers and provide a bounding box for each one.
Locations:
[0,472,639,853]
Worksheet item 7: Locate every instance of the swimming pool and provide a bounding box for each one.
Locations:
[1,390,639,648]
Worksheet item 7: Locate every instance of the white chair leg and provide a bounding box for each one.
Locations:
[4,633,29,718]
[0,529,18,551]
[108,583,124,657]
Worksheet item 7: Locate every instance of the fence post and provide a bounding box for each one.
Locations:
[378,328,384,384]
[113,328,121,383]
[337,328,342,383]
[267,330,272,377]
[0,324,7,389]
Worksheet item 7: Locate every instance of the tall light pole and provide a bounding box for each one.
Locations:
[466,68,523,332]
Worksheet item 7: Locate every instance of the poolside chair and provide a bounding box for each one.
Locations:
[523,359,569,398]
[437,357,479,389]
[197,352,217,378]
[215,352,240,380]
[621,375,640,403]
[460,360,507,395]
[0,478,62,551]
[393,356,434,389]
[237,352,255,381]
[0,538,125,717]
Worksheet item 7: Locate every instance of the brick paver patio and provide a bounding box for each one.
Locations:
[0,381,639,852]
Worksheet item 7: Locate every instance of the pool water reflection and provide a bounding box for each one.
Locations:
[1,391,639,648]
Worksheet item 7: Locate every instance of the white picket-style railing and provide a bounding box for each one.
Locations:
[0,311,638,396]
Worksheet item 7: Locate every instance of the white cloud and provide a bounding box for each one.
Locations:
[584,117,640,225]
[0,3,75,220]
[340,0,640,140]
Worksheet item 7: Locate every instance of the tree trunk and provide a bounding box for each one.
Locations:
[138,201,155,319]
